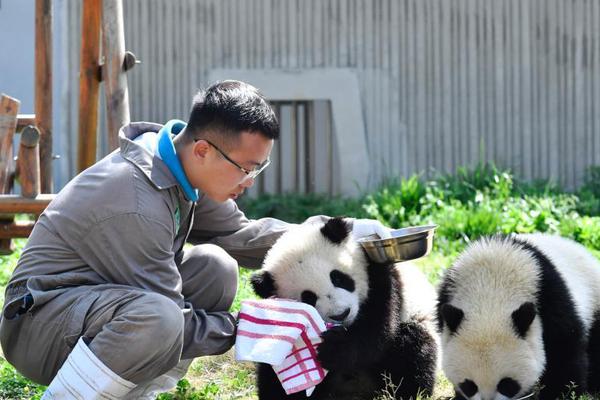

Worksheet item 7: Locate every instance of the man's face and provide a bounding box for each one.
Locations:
[187,131,273,203]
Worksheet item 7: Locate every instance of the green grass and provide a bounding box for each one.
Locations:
[3,163,600,399]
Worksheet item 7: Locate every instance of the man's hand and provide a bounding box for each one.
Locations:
[351,219,393,240]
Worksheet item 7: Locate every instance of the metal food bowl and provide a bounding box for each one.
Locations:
[357,224,437,264]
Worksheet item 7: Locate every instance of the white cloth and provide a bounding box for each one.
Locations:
[235,299,328,396]
[41,337,135,400]
[351,218,393,240]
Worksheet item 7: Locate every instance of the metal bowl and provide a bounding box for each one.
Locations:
[357,224,437,264]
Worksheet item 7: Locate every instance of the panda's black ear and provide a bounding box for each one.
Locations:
[512,302,536,338]
[250,271,277,299]
[441,303,464,333]
[320,217,350,244]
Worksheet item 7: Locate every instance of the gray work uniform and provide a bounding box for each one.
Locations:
[0,122,290,385]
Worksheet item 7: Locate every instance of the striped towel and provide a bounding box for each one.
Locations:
[235,299,329,396]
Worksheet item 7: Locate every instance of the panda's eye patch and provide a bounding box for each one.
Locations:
[497,377,520,397]
[330,270,355,292]
[459,379,478,397]
[301,290,318,306]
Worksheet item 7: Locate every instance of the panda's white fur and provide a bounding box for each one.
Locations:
[439,234,600,400]
[252,217,440,400]
[260,222,370,326]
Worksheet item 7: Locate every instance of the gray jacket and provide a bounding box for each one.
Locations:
[4,122,290,357]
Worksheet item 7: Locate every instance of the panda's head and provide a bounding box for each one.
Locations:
[439,237,546,400]
[251,217,369,327]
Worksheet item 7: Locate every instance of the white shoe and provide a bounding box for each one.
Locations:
[126,358,193,399]
[41,338,136,399]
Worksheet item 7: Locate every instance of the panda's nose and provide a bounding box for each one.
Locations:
[329,308,350,322]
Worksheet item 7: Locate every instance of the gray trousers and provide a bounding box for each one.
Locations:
[0,244,238,385]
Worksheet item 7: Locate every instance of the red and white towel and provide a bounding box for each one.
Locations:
[235,299,329,396]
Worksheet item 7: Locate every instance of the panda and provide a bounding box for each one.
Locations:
[250,217,439,400]
[437,233,600,400]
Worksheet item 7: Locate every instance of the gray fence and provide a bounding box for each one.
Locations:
[53,0,600,192]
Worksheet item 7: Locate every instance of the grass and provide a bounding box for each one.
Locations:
[3,163,600,399]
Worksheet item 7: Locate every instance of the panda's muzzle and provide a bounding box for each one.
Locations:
[329,308,350,322]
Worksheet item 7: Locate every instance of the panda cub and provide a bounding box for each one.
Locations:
[250,217,439,400]
[438,234,600,400]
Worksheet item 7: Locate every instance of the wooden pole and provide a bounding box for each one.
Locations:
[102,0,130,151]
[0,94,19,195]
[35,0,53,193]
[17,126,41,199]
[78,0,102,172]
[0,221,37,239]
[0,94,19,254]
[0,194,54,215]
[17,114,36,132]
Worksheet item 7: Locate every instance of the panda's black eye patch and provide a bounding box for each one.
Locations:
[497,377,521,397]
[459,379,478,397]
[301,291,318,306]
[330,270,355,292]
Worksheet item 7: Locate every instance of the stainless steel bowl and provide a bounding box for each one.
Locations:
[357,224,437,264]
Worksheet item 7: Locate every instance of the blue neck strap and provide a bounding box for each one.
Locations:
[157,120,199,202]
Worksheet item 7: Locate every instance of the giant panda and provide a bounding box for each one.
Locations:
[250,217,439,400]
[437,233,600,400]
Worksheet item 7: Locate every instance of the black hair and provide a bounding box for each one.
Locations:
[186,80,279,143]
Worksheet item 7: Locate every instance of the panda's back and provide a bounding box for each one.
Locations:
[395,262,438,323]
[516,233,600,331]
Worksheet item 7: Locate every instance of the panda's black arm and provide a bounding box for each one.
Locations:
[317,308,393,371]
[318,262,400,371]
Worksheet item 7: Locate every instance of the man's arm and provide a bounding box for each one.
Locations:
[187,196,291,268]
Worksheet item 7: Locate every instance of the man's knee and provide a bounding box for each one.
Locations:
[129,292,185,346]
[89,292,185,382]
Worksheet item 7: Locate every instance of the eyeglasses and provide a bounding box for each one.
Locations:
[197,139,271,181]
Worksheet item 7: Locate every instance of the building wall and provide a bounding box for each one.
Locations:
[0,0,35,114]
[53,0,600,192]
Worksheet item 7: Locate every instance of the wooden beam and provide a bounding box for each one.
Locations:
[102,0,130,151]
[78,0,102,172]
[16,114,36,132]
[17,126,41,198]
[0,94,20,194]
[0,194,54,215]
[0,220,36,239]
[35,0,53,193]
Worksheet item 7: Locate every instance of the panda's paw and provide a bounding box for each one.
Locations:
[317,325,352,370]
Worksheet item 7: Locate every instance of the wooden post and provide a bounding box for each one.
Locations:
[0,221,37,239]
[0,94,19,194]
[78,0,102,172]
[35,0,53,193]
[0,194,54,215]
[17,126,41,199]
[17,114,36,132]
[102,0,130,151]
[0,94,19,254]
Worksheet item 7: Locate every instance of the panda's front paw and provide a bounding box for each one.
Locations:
[317,325,353,371]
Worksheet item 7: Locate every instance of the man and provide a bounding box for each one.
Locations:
[0,80,390,399]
